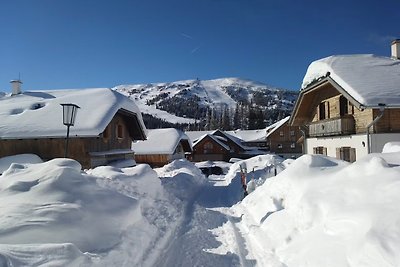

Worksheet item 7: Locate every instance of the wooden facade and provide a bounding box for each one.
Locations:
[134,141,190,167]
[308,89,400,135]
[290,78,400,162]
[267,122,303,158]
[190,130,254,162]
[0,113,142,169]
[191,135,230,162]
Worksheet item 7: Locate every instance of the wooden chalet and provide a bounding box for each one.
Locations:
[0,83,147,169]
[189,130,249,162]
[290,40,400,162]
[132,128,192,167]
[266,117,303,159]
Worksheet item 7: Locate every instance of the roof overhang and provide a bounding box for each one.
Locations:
[289,76,363,126]
[180,139,193,153]
[117,109,147,140]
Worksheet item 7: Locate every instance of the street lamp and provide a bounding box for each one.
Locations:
[61,103,80,158]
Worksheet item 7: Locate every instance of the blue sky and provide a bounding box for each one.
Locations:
[0,0,399,92]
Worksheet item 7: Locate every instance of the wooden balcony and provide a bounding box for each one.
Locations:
[308,116,355,137]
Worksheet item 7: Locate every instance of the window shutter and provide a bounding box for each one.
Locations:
[336,147,340,159]
[350,148,356,162]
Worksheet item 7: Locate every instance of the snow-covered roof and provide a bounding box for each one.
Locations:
[0,88,147,139]
[218,130,248,150]
[185,131,213,142]
[192,133,230,151]
[266,116,290,138]
[132,128,192,155]
[302,54,400,107]
[227,117,290,143]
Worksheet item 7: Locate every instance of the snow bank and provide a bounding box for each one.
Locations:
[0,159,140,253]
[214,153,400,267]
[224,154,285,186]
[0,156,212,266]
[0,158,203,266]
[156,159,205,201]
[0,154,42,174]
[382,142,400,153]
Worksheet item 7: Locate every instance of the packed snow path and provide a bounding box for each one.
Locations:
[154,179,254,266]
[152,159,281,267]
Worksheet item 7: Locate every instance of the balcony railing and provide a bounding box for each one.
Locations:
[308,116,355,137]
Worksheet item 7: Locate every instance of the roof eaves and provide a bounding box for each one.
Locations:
[326,76,363,109]
[289,75,363,126]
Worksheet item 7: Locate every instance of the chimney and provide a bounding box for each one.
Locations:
[10,79,22,95]
[391,39,400,59]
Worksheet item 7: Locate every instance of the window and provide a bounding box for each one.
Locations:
[319,102,326,120]
[290,143,296,149]
[313,146,327,155]
[277,144,283,149]
[336,147,356,162]
[116,124,124,139]
[339,96,348,116]
[279,131,284,137]
[290,130,295,136]
[204,142,213,154]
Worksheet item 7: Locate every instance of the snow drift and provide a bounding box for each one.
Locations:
[212,153,400,267]
[0,159,139,252]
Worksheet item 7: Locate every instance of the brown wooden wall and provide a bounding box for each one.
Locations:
[0,114,134,169]
[267,123,303,154]
[374,109,400,133]
[192,136,230,162]
[135,154,170,167]
[353,108,373,133]
[310,94,375,133]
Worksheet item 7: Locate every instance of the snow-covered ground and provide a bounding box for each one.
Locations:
[0,151,399,266]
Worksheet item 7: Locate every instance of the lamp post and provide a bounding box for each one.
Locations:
[61,103,80,158]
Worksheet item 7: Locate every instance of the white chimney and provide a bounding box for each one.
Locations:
[391,39,400,59]
[10,79,22,95]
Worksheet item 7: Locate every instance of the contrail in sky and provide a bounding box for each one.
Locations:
[191,45,201,54]
[181,33,194,40]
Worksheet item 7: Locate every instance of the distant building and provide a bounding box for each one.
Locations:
[265,117,302,159]
[187,130,264,162]
[132,128,192,167]
[227,128,268,150]
[290,40,400,162]
[0,84,146,168]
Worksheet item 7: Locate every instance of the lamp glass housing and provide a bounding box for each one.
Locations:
[61,103,80,126]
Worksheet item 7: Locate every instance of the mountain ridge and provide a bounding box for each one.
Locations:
[114,77,298,130]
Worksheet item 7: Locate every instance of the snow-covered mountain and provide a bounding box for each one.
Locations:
[114,78,298,129]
